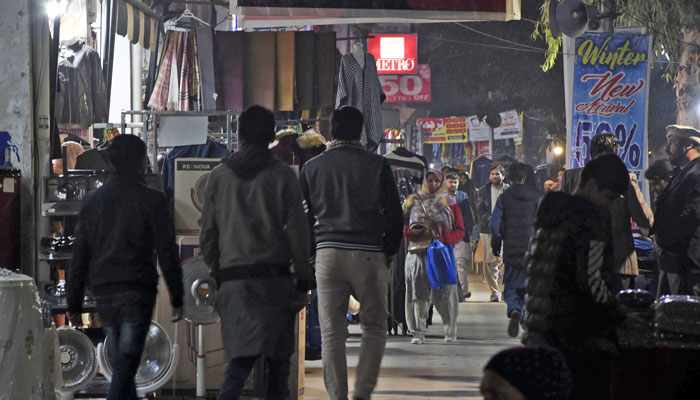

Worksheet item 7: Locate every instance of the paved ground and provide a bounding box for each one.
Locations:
[78,271,513,399]
[303,272,520,400]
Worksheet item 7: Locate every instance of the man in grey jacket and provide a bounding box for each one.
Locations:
[200,105,314,400]
[300,106,403,400]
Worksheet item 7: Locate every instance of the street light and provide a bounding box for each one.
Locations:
[47,0,69,20]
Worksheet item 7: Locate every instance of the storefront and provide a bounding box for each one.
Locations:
[1,0,525,398]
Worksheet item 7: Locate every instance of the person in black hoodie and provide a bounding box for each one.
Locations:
[490,163,541,338]
[66,134,183,400]
[523,154,629,400]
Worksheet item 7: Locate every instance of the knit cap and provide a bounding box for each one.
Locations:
[484,346,573,400]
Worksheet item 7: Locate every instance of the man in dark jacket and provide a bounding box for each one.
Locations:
[66,135,183,400]
[300,106,403,400]
[489,163,540,338]
[560,133,653,291]
[476,164,509,301]
[523,154,629,400]
[651,125,700,296]
[200,106,314,399]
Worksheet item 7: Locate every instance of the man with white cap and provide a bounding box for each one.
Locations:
[650,125,700,296]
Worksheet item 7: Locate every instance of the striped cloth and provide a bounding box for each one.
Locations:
[336,53,386,151]
[178,32,191,111]
[147,31,177,110]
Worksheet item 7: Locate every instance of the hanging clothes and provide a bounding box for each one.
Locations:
[196,26,216,111]
[55,40,108,128]
[276,32,295,111]
[336,52,386,151]
[295,31,315,110]
[215,31,244,112]
[148,31,177,111]
[315,32,337,109]
[244,32,276,109]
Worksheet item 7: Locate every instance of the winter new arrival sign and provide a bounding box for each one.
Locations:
[570,32,651,178]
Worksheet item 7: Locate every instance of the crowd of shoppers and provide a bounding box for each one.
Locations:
[65,99,700,399]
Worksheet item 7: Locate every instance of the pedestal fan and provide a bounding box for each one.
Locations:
[181,255,220,398]
[57,327,98,400]
[96,320,179,397]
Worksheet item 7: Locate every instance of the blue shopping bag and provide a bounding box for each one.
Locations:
[426,239,458,289]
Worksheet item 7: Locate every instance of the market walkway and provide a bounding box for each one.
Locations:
[303,272,520,400]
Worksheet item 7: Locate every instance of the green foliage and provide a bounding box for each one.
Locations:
[536,0,700,80]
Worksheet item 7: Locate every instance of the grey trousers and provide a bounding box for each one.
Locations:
[315,248,389,400]
[455,240,471,294]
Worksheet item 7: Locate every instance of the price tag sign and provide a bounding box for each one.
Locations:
[571,33,651,177]
[380,64,431,103]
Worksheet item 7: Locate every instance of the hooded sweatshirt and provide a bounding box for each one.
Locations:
[199,144,313,286]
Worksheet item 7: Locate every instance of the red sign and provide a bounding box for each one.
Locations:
[367,34,417,74]
[380,64,431,103]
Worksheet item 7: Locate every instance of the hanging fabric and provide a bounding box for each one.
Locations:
[244,32,276,109]
[215,31,244,112]
[276,32,295,112]
[315,32,337,109]
[196,26,216,111]
[336,51,385,151]
[295,31,315,110]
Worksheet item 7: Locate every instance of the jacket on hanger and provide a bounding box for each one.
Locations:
[55,40,109,128]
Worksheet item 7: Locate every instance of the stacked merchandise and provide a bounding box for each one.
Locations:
[616,289,655,347]
[654,295,700,348]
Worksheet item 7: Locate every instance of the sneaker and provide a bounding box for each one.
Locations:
[489,295,499,302]
[444,335,456,343]
[463,291,472,299]
[507,310,521,338]
[410,337,425,344]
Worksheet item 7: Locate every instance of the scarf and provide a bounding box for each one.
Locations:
[326,139,364,151]
[402,169,455,236]
[224,143,277,180]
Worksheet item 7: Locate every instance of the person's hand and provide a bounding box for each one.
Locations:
[288,291,310,314]
[171,307,183,323]
[66,311,82,327]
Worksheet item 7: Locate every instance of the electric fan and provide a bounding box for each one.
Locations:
[97,320,179,397]
[181,255,220,398]
[57,327,98,400]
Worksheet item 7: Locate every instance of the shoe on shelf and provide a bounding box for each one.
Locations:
[410,337,425,345]
[489,295,499,302]
[444,335,456,343]
[507,310,522,338]
[463,291,472,299]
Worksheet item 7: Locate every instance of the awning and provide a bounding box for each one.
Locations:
[116,0,161,50]
[230,0,521,28]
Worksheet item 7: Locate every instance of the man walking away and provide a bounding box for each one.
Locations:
[445,168,475,299]
[524,154,629,400]
[476,164,509,301]
[200,105,314,400]
[650,125,700,296]
[67,135,184,400]
[300,106,404,400]
[489,162,540,338]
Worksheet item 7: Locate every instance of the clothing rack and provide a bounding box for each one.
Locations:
[120,110,239,173]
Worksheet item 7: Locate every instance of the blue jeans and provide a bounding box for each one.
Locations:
[96,290,156,400]
[503,264,527,320]
[218,355,291,399]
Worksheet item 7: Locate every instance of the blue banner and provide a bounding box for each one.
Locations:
[571,33,650,176]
